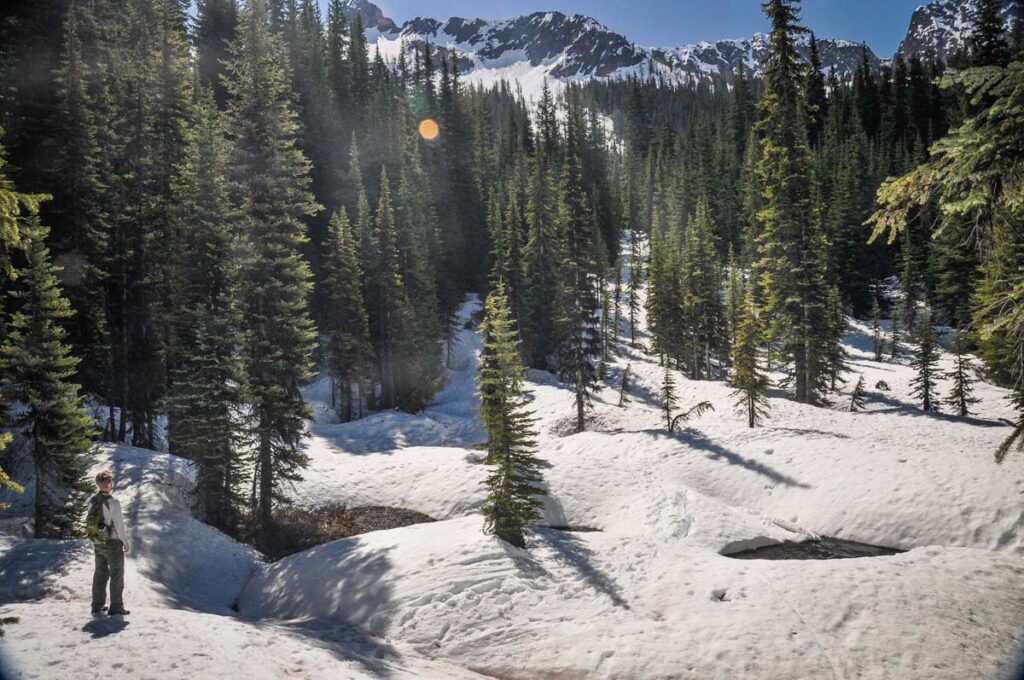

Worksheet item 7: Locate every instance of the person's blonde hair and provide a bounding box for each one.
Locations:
[95,470,113,485]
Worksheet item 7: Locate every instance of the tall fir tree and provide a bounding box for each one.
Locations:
[366,169,415,410]
[224,0,319,537]
[557,89,602,433]
[869,59,1024,458]
[319,209,372,422]
[969,0,1011,67]
[0,135,41,507]
[164,88,249,532]
[478,282,545,550]
[806,33,828,148]
[196,0,240,108]
[51,0,111,400]
[754,0,834,406]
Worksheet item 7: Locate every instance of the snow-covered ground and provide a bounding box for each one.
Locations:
[2,261,1024,678]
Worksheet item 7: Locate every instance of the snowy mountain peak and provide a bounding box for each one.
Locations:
[895,0,1022,61]
[366,6,878,99]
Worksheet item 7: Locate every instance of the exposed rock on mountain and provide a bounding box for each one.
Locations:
[895,0,1021,61]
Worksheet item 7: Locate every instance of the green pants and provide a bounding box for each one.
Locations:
[91,540,125,610]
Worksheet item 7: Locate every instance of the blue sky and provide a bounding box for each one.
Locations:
[370,0,926,56]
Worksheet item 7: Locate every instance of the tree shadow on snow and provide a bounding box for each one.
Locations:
[532,528,630,610]
[272,618,406,677]
[0,537,92,602]
[769,427,850,439]
[865,393,1008,428]
[642,429,811,489]
[243,544,400,676]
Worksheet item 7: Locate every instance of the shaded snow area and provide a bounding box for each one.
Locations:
[4,275,1024,678]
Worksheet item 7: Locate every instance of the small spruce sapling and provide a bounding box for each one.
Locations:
[618,364,632,408]
[730,288,770,428]
[871,296,883,361]
[910,311,940,412]
[661,363,678,430]
[890,307,900,359]
[945,332,980,417]
[849,375,867,412]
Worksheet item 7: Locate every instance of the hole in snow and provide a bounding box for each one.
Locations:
[722,537,904,560]
[543,525,602,533]
[261,504,436,561]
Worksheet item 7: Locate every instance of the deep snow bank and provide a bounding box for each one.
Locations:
[237,291,1024,679]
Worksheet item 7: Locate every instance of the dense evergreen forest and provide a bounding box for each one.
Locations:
[0,0,1021,549]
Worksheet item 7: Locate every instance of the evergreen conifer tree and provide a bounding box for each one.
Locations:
[224,0,319,537]
[969,0,1011,67]
[0,135,40,507]
[871,295,884,361]
[824,287,850,393]
[627,225,643,348]
[523,144,563,369]
[196,0,240,108]
[806,33,828,148]
[890,306,901,359]
[660,363,677,430]
[164,88,249,531]
[1,220,93,538]
[731,288,770,428]
[478,282,545,550]
[52,1,110,399]
[557,90,602,432]
[725,244,745,366]
[849,375,867,412]
[754,0,833,406]
[945,332,980,417]
[869,60,1024,457]
[910,311,940,412]
[680,197,724,380]
[320,210,372,422]
[618,364,632,408]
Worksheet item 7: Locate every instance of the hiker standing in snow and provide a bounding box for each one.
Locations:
[85,470,130,615]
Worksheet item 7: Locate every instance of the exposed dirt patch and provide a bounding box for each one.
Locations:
[723,537,904,560]
[262,504,435,560]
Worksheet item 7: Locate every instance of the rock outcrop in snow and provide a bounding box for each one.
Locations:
[895,0,1023,61]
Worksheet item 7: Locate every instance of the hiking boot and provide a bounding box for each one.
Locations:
[91,605,108,614]
[107,608,130,616]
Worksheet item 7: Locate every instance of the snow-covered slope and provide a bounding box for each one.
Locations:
[241,254,1024,678]
[896,0,1023,61]
[4,250,1024,678]
[0,445,488,679]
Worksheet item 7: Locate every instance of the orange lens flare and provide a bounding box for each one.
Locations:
[418,118,440,141]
